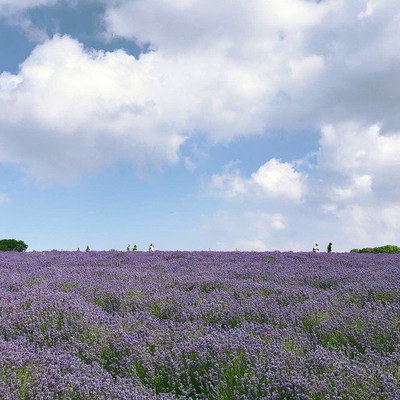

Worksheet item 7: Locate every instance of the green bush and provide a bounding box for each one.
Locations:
[358,247,374,253]
[0,239,28,252]
[351,245,400,254]
[372,245,400,253]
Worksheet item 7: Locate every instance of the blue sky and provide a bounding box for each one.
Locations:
[1,0,400,252]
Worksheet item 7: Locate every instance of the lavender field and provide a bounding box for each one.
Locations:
[0,251,399,399]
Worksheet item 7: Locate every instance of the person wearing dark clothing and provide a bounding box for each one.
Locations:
[327,242,332,253]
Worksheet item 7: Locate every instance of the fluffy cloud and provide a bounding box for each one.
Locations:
[321,203,400,250]
[207,158,307,251]
[105,0,328,51]
[211,174,246,198]
[210,163,247,198]
[331,174,372,201]
[104,0,331,135]
[211,159,306,201]
[0,33,302,181]
[0,35,188,181]
[318,122,400,207]
[314,122,400,249]
[2,1,400,182]
[1,0,400,251]
[105,0,400,132]
[319,123,400,175]
[207,120,400,251]
[103,0,400,250]
[251,159,306,201]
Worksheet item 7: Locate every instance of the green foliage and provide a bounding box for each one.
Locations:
[350,245,400,254]
[217,350,247,400]
[372,245,400,253]
[358,247,374,253]
[350,245,400,253]
[0,239,28,252]
[0,364,36,400]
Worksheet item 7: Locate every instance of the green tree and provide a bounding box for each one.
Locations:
[0,239,28,252]
[372,245,400,253]
[350,245,400,254]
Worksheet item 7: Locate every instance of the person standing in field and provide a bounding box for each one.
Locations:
[133,245,138,251]
[327,242,332,253]
[85,245,90,252]
[313,243,319,252]
[127,244,131,251]
[148,243,155,252]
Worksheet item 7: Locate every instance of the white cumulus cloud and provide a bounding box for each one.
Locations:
[1,33,309,181]
[310,121,400,249]
[0,35,189,181]
[251,159,306,201]
[211,158,306,201]
[105,0,329,51]
[331,174,372,201]
[104,0,400,132]
[2,1,400,183]
[319,123,400,175]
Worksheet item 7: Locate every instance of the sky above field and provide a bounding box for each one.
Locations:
[1,0,400,252]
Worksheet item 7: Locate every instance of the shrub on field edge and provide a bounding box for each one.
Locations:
[0,239,28,252]
[350,245,400,254]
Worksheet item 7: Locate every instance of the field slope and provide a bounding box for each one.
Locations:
[0,251,399,399]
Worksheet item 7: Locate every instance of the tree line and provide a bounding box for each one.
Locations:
[350,245,400,253]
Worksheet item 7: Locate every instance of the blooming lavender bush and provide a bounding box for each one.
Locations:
[0,251,399,399]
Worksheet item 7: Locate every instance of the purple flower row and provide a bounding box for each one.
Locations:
[0,251,399,399]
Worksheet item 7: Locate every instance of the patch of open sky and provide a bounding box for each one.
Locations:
[0,160,215,251]
[0,164,25,193]
[0,20,36,73]
[29,2,149,57]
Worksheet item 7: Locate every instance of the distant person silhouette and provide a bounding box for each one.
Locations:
[327,242,332,253]
[133,245,138,251]
[313,243,319,252]
[76,247,80,252]
[148,243,155,252]
[127,244,131,251]
[85,245,90,252]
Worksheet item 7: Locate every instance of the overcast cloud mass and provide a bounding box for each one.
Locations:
[0,0,400,251]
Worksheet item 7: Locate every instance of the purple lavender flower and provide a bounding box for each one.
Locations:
[0,251,399,398]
